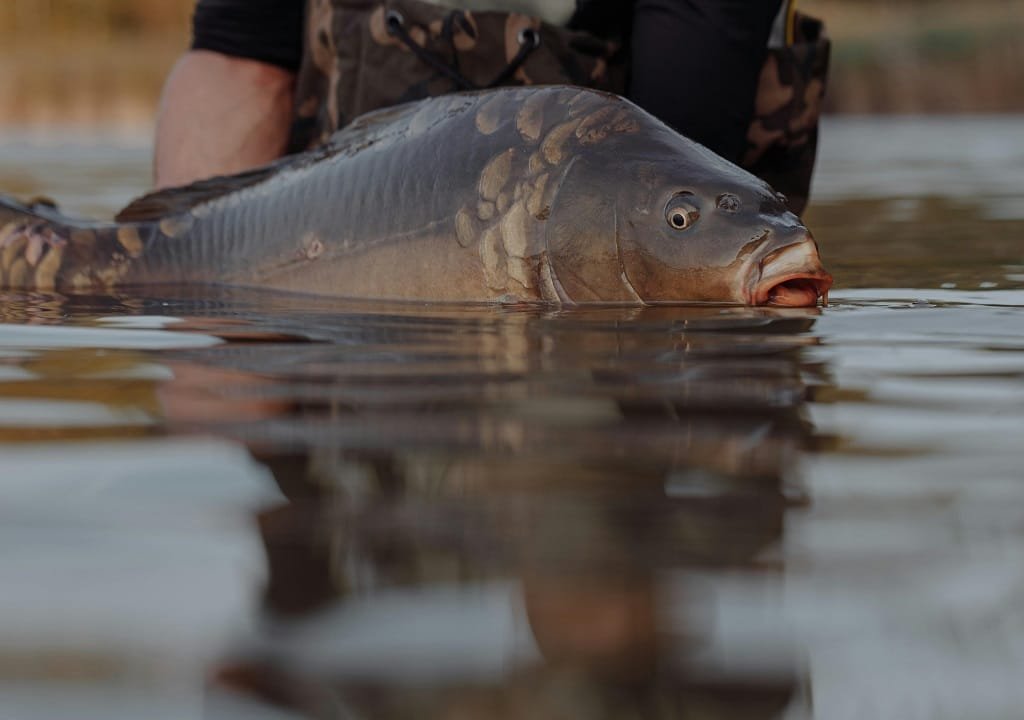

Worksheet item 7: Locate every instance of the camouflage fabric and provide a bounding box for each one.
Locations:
[290,1,830,214]
[289,0,625,151]
[743,13,831,215]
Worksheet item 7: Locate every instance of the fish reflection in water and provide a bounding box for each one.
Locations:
[73,292,819,720]
[0,289,822,718]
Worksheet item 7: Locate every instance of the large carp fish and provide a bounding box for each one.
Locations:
[0,86,831,306]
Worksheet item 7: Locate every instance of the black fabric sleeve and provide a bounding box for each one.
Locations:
[191,0,306,73]
[568,0,635,41]
[628,0,783,163]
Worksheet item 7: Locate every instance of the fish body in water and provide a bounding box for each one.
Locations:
[0,86,831,306]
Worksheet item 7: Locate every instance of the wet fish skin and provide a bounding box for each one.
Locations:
[0,86,831,305]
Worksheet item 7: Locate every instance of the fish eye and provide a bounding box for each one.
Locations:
[665,193,700,231]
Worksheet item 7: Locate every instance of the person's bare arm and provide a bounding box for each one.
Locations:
[153,50,295,189]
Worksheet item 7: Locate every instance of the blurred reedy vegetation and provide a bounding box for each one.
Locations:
[0,0,1022,127]
[810,0,1024,113]
[0,0,193,127]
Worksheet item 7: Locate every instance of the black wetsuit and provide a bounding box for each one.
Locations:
[191,0,782,164]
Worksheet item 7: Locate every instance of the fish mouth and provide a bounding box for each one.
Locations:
[749,239,833,307]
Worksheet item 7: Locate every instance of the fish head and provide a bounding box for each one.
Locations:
[545,118,832,307]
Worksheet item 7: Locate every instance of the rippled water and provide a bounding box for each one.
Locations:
[0,118,1022,719]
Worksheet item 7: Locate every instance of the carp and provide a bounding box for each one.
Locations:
[0,86,831,306]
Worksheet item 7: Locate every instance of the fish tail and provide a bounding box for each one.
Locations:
[0,194,153,292]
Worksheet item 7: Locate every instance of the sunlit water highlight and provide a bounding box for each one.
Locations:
[0,117,1022,719]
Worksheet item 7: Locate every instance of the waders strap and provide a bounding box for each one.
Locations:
[384,8,541,90]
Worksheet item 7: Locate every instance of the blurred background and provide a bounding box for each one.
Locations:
[0,0,191,128]
[1,0,1023,129]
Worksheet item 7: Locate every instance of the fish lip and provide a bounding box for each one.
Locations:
[747,239,834,307]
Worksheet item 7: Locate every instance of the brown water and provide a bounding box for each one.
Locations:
[0,117,1022,719]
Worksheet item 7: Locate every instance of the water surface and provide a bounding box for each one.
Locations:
[0,117,1022,719]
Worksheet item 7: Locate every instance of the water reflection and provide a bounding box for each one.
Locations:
[0,436,278,720]
[150,297,815,719]
[807,196,1024,291]
[1,279,1022,718]
[0,291,820,719]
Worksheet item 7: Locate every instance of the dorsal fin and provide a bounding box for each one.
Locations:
[114,152,318,224]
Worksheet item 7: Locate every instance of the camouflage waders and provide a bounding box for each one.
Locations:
[289,0,829,214]
[743,12,830,215]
